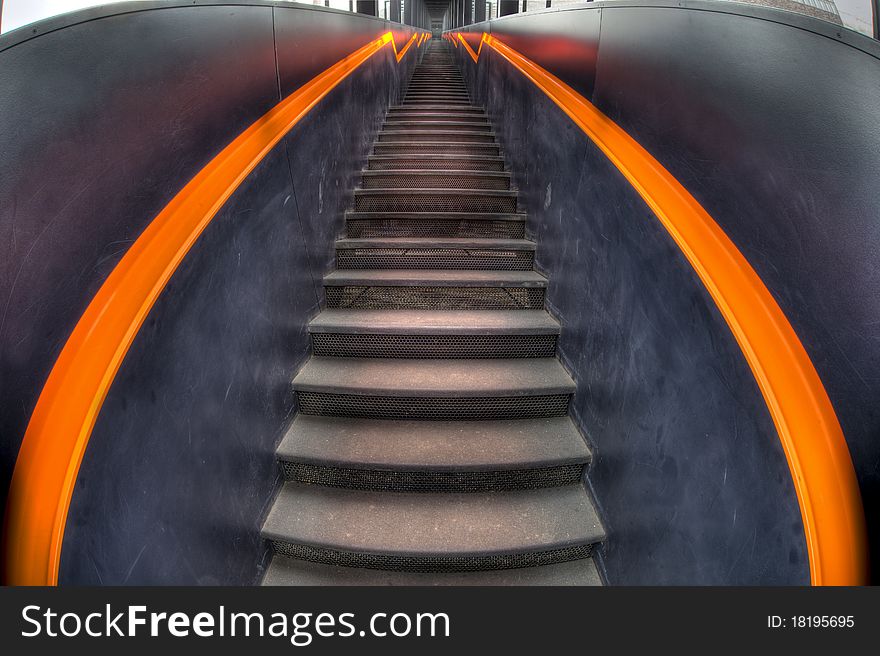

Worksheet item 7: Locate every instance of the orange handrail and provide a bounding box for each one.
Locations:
[451,31,867,585]
[2,28,424,586]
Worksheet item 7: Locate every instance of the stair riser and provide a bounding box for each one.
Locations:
[389,107,485,114]
[345,219,525,239]
[310,332,557,358]
[353,193,516,213]
[367,158,505,172]
[378,131,495,143]
[296,391,570,420]
[383,122,491,132]
[269,541,595,573]
[373,143,500,156]
[360,174,510,190]
[324,285,544,310]
[335,248,533,270]
[403,99,472,105]
[281,462,584,492]
[383,114,489,123]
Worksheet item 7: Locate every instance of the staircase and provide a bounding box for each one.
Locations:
[260,40,605,586]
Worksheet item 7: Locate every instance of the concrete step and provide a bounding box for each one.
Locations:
[308,308,558,357]
[292,357,573,418]
[292,356,573,396]
[262,482,604,571]
[309,308,556,334]
[276,415,591,491]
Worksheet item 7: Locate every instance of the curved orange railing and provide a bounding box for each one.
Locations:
[2,29,426,586]
[450,31,867,585]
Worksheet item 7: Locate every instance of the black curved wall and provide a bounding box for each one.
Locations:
[451,2,880,583]
[0,2,422,584]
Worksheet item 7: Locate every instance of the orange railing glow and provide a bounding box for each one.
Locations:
[2,28,425,586]
[449,31,868,585]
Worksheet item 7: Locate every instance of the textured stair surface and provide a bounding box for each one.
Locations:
[292,357,575,397]
[263,555,601,586]
[323,269,546,288]
[263,482,604,563]
[309,309,558,334]
[260,38,604,586]
[277,416,591,470]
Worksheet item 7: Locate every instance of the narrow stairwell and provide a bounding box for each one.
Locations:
[261,41,606,586]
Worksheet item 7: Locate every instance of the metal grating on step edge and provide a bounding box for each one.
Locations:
[378,131,494,143]
[281,462,584,492]
[296,392,570,419]
[361,173,509,190]
[354,193,516,213]
[324,286,544,310]
[269,541,594,572]
[310,333,557,358]
[374,143,500,156]
[336,248,533,270]
[346,219,525,239]
[368,157,505,171]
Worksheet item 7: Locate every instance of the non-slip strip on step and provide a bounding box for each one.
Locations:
[262,557,602,586]
[262,483,604,571]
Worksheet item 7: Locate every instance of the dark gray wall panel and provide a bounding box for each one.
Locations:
[275,8,387,96]
[487,8,600,101]
[282,30,420,296]
[60,147,314,585]
[0,4,280,519]
[463,42,807,584]
[0,2,421,583]
[591,5,880,579]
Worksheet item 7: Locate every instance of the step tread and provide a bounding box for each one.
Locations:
[276,415,590,470]
[262,482,604,556]
[335,237,533,250]
[308,309,559,334]
[323,269,547,287]
[291,357,574,396]
[353,188,516,197]
[345,211,526,222]
[390,105,484,110]
[379,129,491,136]
[383,121,490,127]
[368,155,502,162]
[262,556,601,586]
[361,170,509,178]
